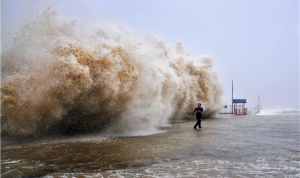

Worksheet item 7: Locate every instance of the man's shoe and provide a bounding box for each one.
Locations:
[194,126,196,129]
[199,127,202,128]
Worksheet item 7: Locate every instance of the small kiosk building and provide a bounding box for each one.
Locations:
[233,99,247,115]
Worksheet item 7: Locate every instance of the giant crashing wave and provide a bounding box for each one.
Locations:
[1,6,224,138]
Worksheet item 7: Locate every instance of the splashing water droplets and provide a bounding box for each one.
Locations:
[1,6,223,137]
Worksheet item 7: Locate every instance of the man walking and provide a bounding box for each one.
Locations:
[193,103,203,129]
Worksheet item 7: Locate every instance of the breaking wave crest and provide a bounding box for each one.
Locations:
[1,6,223,137]
[257,107,300,116]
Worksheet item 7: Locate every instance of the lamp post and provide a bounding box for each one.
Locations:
[232,80,233,114]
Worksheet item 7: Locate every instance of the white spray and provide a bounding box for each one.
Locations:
[1,7,223,137]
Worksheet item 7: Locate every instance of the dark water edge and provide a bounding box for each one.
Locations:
[2,114,300,178]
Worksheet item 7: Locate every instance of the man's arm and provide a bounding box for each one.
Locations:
[198,108,203,113]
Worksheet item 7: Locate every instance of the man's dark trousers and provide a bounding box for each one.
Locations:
[194,118,201,128]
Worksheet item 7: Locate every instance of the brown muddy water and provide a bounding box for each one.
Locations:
[1,114,299,178]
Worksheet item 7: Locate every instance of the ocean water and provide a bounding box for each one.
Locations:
[257,107,300,116]
[2,109,299,178]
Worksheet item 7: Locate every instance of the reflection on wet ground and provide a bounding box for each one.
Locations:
[2,115,299,177]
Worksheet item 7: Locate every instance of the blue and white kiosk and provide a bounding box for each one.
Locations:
[233,99,247,115]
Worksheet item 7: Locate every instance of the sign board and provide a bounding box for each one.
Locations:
[233,99,247,103]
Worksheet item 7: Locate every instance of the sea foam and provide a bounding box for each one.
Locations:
[1,6,224,137]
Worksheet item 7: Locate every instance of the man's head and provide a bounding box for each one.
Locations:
[198,103,201,108]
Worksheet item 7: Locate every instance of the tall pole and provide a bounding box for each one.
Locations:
[257,95,261,112]
[232,80,233,114]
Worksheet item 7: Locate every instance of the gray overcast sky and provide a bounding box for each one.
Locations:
[2,0,299,108]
